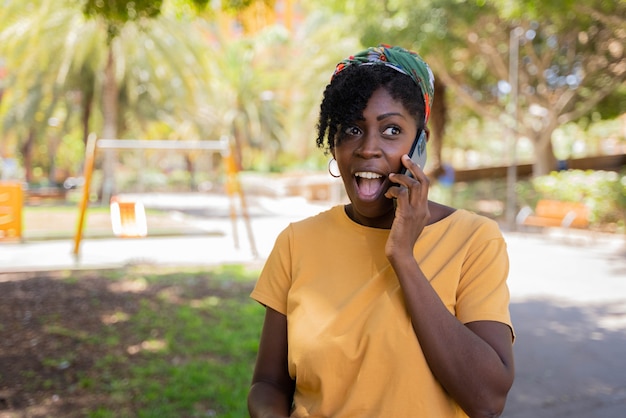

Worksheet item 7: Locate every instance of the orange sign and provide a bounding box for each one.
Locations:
[0,181,23,240]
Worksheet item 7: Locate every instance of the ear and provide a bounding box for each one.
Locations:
[424,127,431,143]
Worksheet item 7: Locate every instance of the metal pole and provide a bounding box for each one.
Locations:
[506,28,522,230]
[73,133,98,256]
[96,139,228,151]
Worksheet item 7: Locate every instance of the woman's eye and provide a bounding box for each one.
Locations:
[344,126,362,136]
[382,126,401,136]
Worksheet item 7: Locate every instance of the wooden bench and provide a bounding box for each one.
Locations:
[517,199,590,229]
[25,187,68,205]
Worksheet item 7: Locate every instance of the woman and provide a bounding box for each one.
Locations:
[248,44,515,418]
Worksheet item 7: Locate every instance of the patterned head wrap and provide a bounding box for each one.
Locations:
[332,44,435,125]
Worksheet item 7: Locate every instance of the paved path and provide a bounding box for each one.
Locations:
[1,197,625,417]
[504,230,626,417]
[0,196,327,272]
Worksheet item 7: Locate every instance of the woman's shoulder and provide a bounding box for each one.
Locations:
[286,205,346,234]
[427,201,503,237]
[273,205,354,253]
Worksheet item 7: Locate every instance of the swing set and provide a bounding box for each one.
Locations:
[72,133,257,258]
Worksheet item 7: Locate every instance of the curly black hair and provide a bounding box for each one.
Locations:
[315,64,426,153]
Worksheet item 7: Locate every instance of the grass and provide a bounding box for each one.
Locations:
[94,265,263,418]
[7,264,265,417]
[20,203,221,240]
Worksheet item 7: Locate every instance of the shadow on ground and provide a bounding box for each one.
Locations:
[504,298,626,418]
[0,269,257,417]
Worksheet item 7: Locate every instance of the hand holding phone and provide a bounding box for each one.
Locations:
[401,130,427,178]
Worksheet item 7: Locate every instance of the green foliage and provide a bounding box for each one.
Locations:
[82,0,163,41]
[314,0,626,176]
[2,0,624,180]
[594,84,626,120]
[188,0,210,9]
[489,0,578,21]
[82,0,163,21]
[530,169,626,228]
[221,0,255,13]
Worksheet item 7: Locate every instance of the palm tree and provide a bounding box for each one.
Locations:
[0,0,219,195]
[0,1,93,183]
[277,10,363,167]
[200,28,286,171]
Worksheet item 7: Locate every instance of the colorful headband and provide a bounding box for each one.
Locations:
[332,44,435,125]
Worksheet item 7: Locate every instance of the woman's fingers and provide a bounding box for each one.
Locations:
[387,155,429,202]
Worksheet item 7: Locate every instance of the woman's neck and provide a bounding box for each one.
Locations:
[343,204,395,229]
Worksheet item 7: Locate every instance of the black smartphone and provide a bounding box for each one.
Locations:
[401,130,427,178]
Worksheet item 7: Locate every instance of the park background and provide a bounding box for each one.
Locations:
[1,0,625,417]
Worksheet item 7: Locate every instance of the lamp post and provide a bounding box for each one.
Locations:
[506,27,523,230]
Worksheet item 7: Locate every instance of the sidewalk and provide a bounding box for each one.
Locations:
[0,195,329,273]
[2,198,626,417]
[503,229,626,417]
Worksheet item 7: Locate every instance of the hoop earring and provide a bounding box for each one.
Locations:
[328,158,341,178]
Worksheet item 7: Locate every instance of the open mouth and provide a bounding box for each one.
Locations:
[355,171,386,200]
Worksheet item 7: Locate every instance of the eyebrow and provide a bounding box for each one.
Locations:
[376,112,407,121]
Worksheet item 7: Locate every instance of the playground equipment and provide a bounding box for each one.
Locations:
[72,133,257,257]
[110,196,147,238]
[0,181,23,241]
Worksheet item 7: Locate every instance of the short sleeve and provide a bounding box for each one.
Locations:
[250,225,293,315]
[455,222,514,338]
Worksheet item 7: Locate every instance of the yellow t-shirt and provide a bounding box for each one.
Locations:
[251,205,513,418]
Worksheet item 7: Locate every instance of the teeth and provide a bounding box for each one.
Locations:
[355,172,382,179]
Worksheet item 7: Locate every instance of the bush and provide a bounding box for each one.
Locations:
[528,169,626,231]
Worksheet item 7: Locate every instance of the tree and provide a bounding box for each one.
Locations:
[430,0,626,176]
[82,0,166,200]
[195,3,362,172]
[1,0,289,193]
[0,1,95,183]
[270,8,363,168]
[429,0,626,175]
[202,32,286,171]
[304,0,626,176]
[0,1,218,191]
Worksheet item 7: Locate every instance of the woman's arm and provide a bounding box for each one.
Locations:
[386,156,514,417]
[390,255,514,417]
[248,307,295,418]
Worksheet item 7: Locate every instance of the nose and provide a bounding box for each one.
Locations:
[356,131,382,159]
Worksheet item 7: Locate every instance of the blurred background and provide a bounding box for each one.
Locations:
[0,0,624,236]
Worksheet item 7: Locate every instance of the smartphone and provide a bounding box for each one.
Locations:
[401,130,427,178]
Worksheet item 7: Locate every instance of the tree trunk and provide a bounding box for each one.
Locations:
[185,153,196,191]
[532,132,558,176]
[47,137,59,186]
[21,132,35,184]
[82,85,94,147]
[100,45,119,204]
[20,130,36,184]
